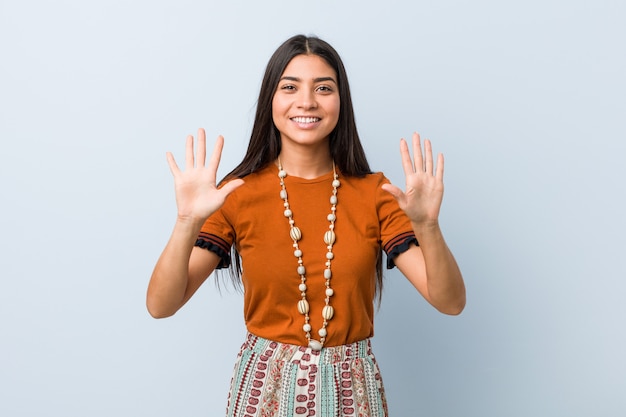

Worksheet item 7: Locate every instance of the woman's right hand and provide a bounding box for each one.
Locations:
[167,128,244,222]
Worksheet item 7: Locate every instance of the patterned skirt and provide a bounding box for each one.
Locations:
[225,333,388,417]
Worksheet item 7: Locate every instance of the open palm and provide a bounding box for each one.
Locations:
[382,132,444,225]
[167,128,243,221]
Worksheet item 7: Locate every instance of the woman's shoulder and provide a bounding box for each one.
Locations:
[339,171,392,203]
[217,165,276,216]
[343,171,389,187]
[226,164,275,188]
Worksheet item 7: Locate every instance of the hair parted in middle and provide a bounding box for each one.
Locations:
[219,35,384,299]
[223,34,372,181]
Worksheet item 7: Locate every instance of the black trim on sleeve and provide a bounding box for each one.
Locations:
[384,233,419,269]
[194,233,232,269]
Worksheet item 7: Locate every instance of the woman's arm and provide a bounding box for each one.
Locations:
[147,221,222,318]
[146,129,243,318]
[382,132,466,315]
[393,228,465,315]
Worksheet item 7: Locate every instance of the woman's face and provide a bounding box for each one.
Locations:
[272,54,340,151]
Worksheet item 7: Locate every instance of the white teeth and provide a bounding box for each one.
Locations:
[292,117,320,123]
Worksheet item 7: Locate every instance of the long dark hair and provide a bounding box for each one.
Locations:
[221,34,384,302]
[224,34,370,180]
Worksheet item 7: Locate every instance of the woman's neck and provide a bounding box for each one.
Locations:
[277,146,333,179]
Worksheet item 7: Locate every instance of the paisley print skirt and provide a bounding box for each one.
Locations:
[225,333,388,417]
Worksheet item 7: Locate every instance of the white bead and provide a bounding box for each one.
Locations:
[297,266,306,275]
[298,299,310,314]
[284,209,292,217]
[326,251,334,260]
[284,202,289,208]
[326,288,334,297]
[280,189,287,199]
[308,339,323,351]
[290,226,302,241]
[327,213,336,222]
[318,328,327,337]
[332,179,340,188]
[324,230,336,245]
[322,305,334,320]
[330,195,338,205]
[324,269,332,279]
[294,249,302,257]
[278,169,287,178]
[303,323,312,332]
[299,283,307,292]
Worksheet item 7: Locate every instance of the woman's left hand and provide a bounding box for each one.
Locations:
[381,132,444,225]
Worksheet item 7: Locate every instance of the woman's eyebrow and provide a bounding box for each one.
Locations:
[279,76,337,84]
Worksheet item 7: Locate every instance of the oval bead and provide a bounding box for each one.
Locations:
[326,251,334,260]
[324,230,335,246]
[303,323,311,332]
[308,339,323,351]
[322,305,334,320]
[318,328,327,337]
[327,213,336,222]
[325,288,334,297]
[278,169,287,178]
[294,249,302,257]
[298,299,310,315]
[299,283,307,292]
[290,226,302,241]
[324,269,332,279]
[280,189,287,199]
[330,195,338,205]
[297,266,306,275]
[284,209,292,217]
[332,179,341,188]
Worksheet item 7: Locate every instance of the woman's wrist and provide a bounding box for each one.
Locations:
[173,214,207,237]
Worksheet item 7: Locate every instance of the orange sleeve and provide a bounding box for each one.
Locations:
[194,184,238,269]
[375,173,418,268]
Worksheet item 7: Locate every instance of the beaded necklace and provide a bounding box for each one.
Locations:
[277,160,340,350]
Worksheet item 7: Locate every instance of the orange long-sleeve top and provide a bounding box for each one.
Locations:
[196,163,416,347]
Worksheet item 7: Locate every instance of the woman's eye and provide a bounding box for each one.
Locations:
[281,85,296,91]
[316,85,333,93]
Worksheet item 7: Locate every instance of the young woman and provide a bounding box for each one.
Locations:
[147,34,465,416]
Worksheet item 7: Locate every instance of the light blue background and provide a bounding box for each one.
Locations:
[1,0,625,415]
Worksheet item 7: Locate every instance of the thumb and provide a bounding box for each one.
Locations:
[220,178,245,196]
[166,152,180,176]
[381,183,404,200]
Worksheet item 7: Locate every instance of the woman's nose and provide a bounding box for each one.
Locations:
[296,90,317,109]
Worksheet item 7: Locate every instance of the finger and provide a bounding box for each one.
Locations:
[399,138,415,176]
[381,183,405,201]
[412,132,424,172]
[166,152,181,176]
[197,128,207,167]
[185,134,194,169]
[424,139,434,175]
[220,178,245,196]
[436,153,444,182]
[207,135,225,182]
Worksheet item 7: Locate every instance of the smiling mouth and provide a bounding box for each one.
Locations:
[291,116,321,123]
